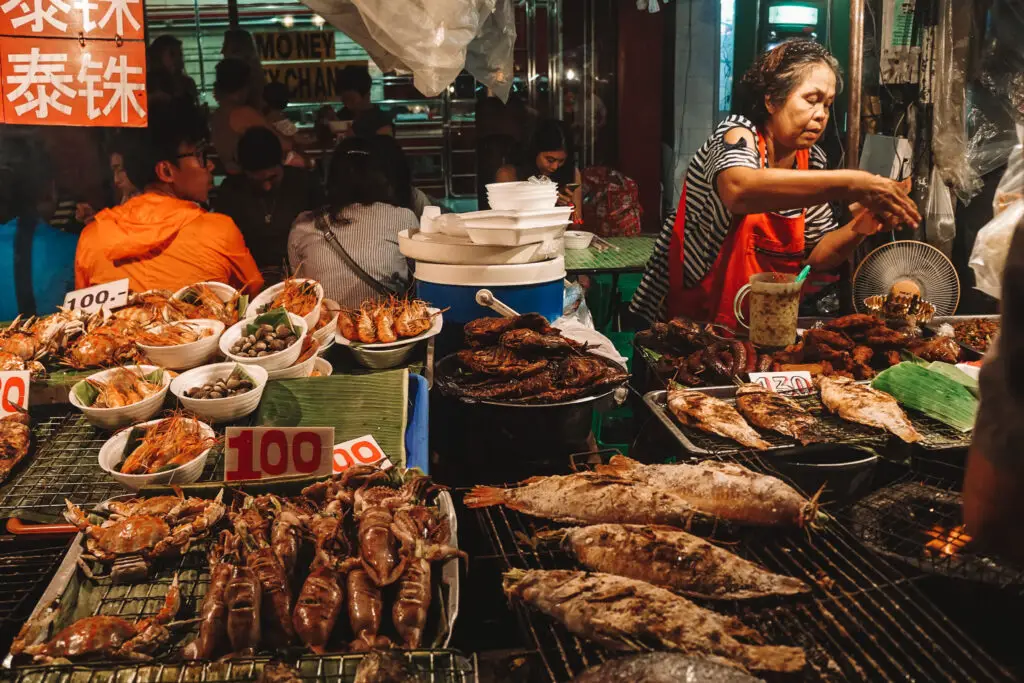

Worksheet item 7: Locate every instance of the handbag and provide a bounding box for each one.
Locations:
[313,209,401,297]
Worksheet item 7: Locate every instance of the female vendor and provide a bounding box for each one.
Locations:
[631,40,921,326]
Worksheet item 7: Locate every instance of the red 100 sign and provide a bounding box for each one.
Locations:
[224,427,335,481]
[0,371,30,416]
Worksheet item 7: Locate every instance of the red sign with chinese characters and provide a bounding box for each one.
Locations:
[0,36,145,126]
[0,0,143,41]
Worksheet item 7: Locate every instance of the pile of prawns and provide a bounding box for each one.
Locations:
[337,298,439,345]
[184,467,464,659]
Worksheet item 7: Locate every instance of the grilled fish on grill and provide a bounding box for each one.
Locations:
[819,376,922,443]
[735,383,824,445]
[464,472,697,527]
[572,653,764,682]
[504,569,806,674]
[667,388,770,450]
[0,412,30,483]
[597,455,818,528]
[540,524,810,600]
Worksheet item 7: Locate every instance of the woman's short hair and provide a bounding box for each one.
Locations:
[736,40,843,126]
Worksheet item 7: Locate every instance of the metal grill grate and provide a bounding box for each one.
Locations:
[844,476,1024,590]
[0,413,224,523]
[11,650,477,682]
[0,539,70,654]
[645,388,970,457]
[473,455,1015,682]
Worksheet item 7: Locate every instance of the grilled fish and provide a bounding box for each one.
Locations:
[0,412,30,483]
[504,569,806,674]
[598,455,817,527]
[572,653,764,683]
[464,472,696,527]
[668,389,771,450]
[735,383,824,445]
[541,524,810,600]
[819,376,922,443]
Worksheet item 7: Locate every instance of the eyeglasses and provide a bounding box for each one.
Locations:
[175,143,210,167]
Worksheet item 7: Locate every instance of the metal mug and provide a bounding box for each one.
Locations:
[734,272,803,347]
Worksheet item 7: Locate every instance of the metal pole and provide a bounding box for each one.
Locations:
[846,0,864,168]
[228,0,239,29]
[193,0,206,97]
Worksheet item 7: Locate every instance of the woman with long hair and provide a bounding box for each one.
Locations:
[496,118,582,218]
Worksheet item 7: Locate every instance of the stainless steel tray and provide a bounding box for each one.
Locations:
[644,386,973,456]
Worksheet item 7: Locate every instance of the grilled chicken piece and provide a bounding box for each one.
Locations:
[804,328,855,351]
[573,653,764,683]
[455,348,549,377]
[667,389,770,451]
[819,376,922,443]
[906,336,960,364]
[823,313,882,333]
[463,313,555,346]
[504,569,806,674]
[863,327,912,347]
[543,524,810,600]
[499,328,582,354]
[735,383,824,445]
[851,345,874,365]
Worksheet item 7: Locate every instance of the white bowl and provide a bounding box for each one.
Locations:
[335,308,443,349]
[312,300,340,347]
[136,319,225,371]
[312,357,333,376]
[350,343,418,369]
[171,362,268,423]
[248,279,324,331]
[317,337,335,357]
[220,312,308,371]
[563,230,595,250]
[266,349,318,381]
[69,365,172,430]
[488,195,559,211]
[98,417,215,491]
[172,281,238,304]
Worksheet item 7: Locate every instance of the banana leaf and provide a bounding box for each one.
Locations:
[244,306,296,336]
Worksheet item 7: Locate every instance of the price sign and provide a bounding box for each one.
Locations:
[62,279,130,314]
[0,371,30,416]
[333,435,392,473]
[224,426,335,482]
[749,371,814,395]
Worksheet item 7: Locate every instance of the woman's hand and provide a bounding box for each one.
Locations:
[855,175,920,229]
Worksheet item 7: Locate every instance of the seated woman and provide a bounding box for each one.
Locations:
[288,137,417,309]
[496,118,582,219]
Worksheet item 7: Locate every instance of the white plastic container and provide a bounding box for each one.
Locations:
[398,230,563,265]
[563,230,595,250]
[135,319,225,371]
[171,362,268,423]
[98,417,216,491]
[414,257,566,288]
[171,281,238,304]
[247,278,324,331]
[420,205,441,234]
[487,193,559,211]
[312,357,333,376]
[69,365,171,431]
[220,312,308,371]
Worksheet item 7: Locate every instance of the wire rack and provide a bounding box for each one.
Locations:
[843,475,1024,590]
[0,412,225,523]
[473,455,1015,682]
[10,650,477,682]
[0,539,70,654]
[645,388,971,457]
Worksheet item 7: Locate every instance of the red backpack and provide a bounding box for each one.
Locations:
[581,167,643,237]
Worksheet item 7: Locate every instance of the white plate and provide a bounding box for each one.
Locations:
[335,308,443,349]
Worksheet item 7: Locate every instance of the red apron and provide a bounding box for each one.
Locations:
[667,131,810,328]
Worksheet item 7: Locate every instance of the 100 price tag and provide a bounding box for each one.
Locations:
[62,278,130,314]
[333,435,391,473]
[0,371,30,416]
[224,426,335,481]
[748,371,814,395]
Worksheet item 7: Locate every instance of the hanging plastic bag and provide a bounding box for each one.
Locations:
[969,199,1024,300]
[993,123,1024,216]
[924,166,956,252]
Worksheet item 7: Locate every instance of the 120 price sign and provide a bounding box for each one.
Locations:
[748,371,814,395]
[62,278,130,314]
[0,371,30,416]
[224,426,335,481]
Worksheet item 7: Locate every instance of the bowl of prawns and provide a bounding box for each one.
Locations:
[335,298,443,369]
[98,414,218,491]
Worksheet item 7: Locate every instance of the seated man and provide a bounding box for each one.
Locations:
[75,109,264,295]
[337,65,394,137]
[213,127,323,284]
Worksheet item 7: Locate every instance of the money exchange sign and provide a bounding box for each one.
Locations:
[0,0,146,126]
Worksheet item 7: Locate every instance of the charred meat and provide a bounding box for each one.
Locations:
[735,383,824,445]
[667,388,771,451]
[499,327,583,354]
[0,412,30,483]
[463,313,555,346]
[905,336,960,364]
[455,347,549,377]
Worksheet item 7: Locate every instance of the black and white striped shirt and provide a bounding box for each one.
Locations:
[630,115,838,323]
[288,202,417,309]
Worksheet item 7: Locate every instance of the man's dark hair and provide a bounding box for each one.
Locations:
[338,65,372,97]
[214,58,251,98]
[263,81,290,111]
[147,35,182,71]
[735,40,843,126]
[238,127,283,173]
[326,137,397,216]
[121,105,208,189]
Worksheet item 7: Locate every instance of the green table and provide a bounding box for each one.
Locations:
[564,235,656,275]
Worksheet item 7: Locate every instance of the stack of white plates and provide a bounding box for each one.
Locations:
[486,181,559,210]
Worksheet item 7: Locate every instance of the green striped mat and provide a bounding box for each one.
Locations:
[255,369,409,467]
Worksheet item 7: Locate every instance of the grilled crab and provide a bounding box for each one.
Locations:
[10,575,183,662]
[64,491,225,582]
[0,309,84,372]
[63,316,141,369]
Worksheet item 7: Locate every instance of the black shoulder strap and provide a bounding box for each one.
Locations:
[312,210,392,297]
[13,215,36,316]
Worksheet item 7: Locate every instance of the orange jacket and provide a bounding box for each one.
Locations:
[75,193,264,296]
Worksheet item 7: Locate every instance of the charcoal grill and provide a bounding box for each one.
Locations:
[0,412,225,524]
[472,452,1015,682]
[645,387,972,456]
[0,539,69,654]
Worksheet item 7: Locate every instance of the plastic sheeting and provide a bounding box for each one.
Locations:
[969,125,1024,300]
[301,0,515,100]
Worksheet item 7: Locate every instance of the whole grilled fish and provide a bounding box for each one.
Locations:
[597,455,817,527]
[819,376,922,443]
[735,383,824,445]
[504,569,805,674]
[572,653,764,682]
[541,524,809,600]
[464,472,696,527]
[668,389,771,450]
